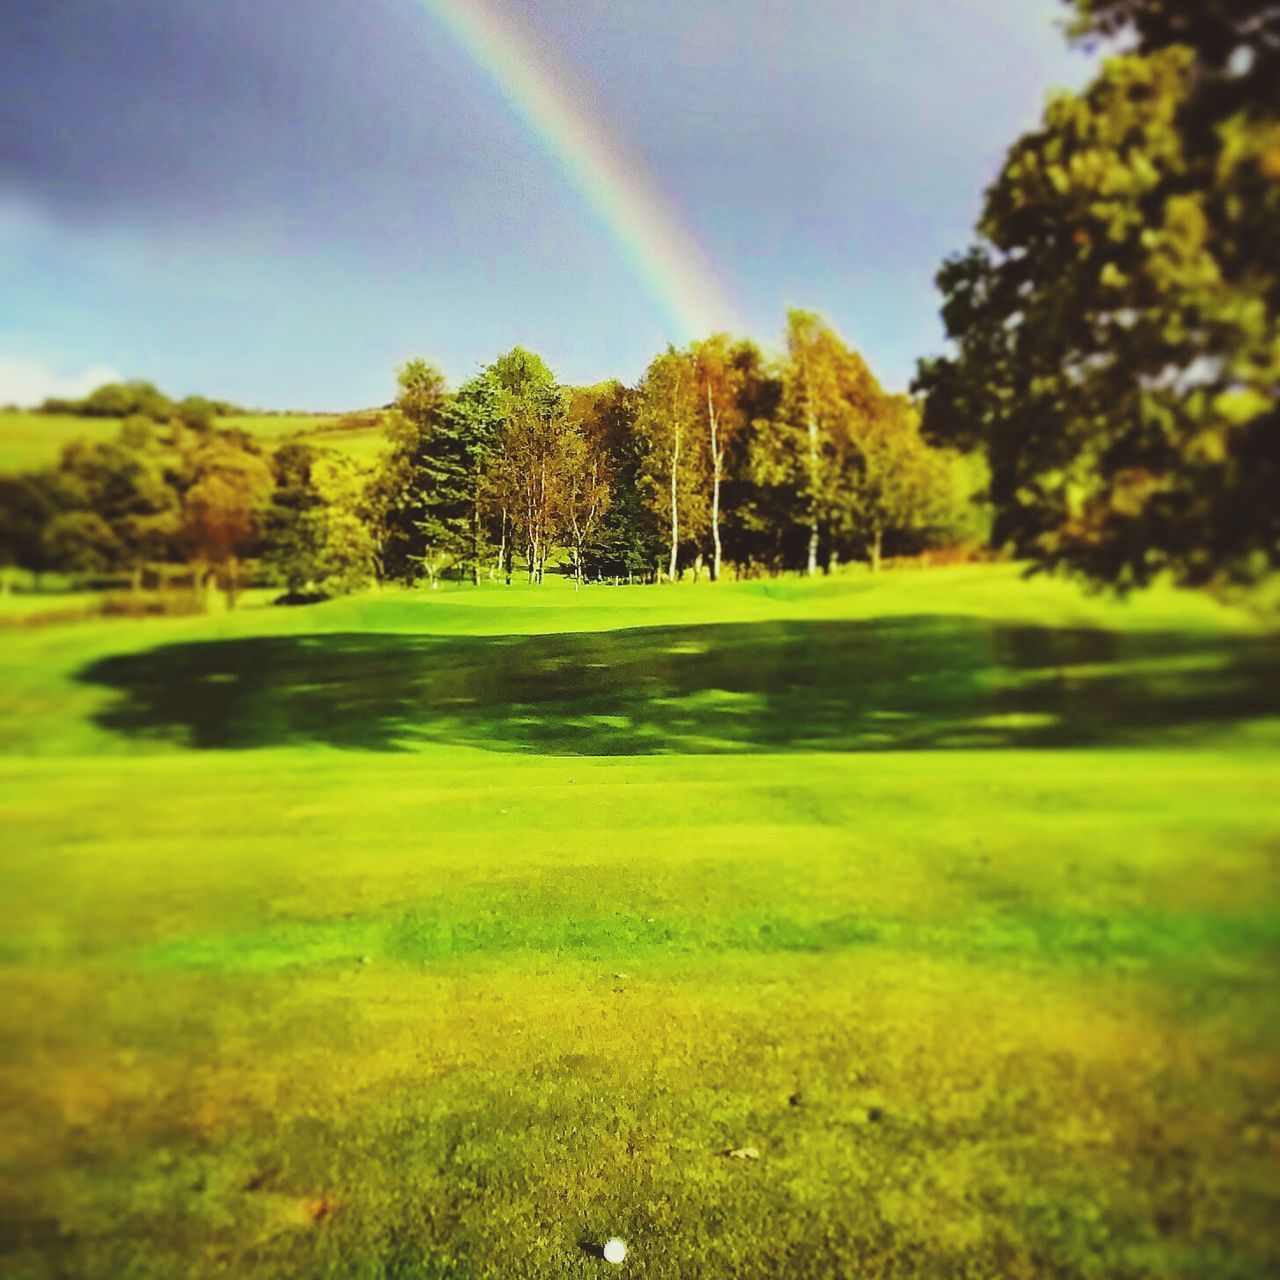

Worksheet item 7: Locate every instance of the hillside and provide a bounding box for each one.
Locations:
[0,408,388,473]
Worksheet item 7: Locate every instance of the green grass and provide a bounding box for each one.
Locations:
[0,410,386,473]
[1,565,1277,1278]
[0,411,124,472]
[217,413,389,461]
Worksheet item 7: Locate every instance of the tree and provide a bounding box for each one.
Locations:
[368,359,450,585]
[446,370,504,583]
[181,437,274,606]
[42,511,123,578]
[0,473,61,588]
[176,395,217,432]
[692,335,759,581]
[838,396,964,571]
[263,442,327,594]
[634,347,705,580]
[916,3,1279,588]
[78,380,175,421]
[54,432,182,590]
[781,311,884,574]
[566,382,662,582]
[311,453,379,594]
[560,401,612,588]
[480,348,574,585]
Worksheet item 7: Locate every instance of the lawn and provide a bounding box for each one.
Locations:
[1,565,1277,1278]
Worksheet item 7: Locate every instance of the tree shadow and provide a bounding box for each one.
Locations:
[74,618,1280,755]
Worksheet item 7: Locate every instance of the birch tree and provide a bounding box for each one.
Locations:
[634,347,704,581]
[782,311,883,574]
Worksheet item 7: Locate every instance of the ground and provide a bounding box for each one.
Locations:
[1,565,1277,1278]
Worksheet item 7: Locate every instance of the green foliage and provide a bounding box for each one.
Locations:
[181,436,275,604]
[74,379,175,421]
[175,394,217,432]
[369,361,451,584]
[634,346,707,578]
[41,508,123,575]
[0,473,60,579]
[919,5,1279,588]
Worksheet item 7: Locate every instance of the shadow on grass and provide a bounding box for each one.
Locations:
[73,616,1280,754]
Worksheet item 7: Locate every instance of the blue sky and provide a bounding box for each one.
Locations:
[0,0,1091,409]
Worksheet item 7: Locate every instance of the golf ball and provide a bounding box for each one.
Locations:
[603,1237,627,1264]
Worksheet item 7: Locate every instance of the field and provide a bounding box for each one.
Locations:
[0,411,124,473]
[1,565,1278,1278]
[0,410,387,473]
[218,414,390,464]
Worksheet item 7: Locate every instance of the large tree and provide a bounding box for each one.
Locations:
[54,431,182,590]
[567,382,661,582]
[560,391,613,589]
[634,347,706,581]
[916,0,1278,588]
[692,335,762,581]
[370,359,452,585]
[180,437,274,606]
[781,311,884,575]
[838,396,965,572]
[486,350,571,585]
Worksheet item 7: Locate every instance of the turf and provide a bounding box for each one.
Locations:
[1,565,1277,1278]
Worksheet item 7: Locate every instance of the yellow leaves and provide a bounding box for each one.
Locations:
[1186,429,1226,465]
[1100,262,1129,289]
[1109,469,1164,517]
[1260,124,1280,180]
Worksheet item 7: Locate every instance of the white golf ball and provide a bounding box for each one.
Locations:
[603,1236,627,1264]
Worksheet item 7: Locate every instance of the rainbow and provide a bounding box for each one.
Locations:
[417,0,740,342]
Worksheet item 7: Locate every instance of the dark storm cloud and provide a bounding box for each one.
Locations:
[0,0,477,231]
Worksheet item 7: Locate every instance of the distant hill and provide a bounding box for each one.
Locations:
[0,408,388,473]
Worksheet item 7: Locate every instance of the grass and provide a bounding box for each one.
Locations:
[0,410,386,473]
[1,565,1277,1278]
[218,413,389,462]
[0,411,123,472]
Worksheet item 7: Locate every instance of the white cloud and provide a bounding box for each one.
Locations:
[0,355,123,408]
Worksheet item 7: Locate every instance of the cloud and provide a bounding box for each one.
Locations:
[0,355,123,408]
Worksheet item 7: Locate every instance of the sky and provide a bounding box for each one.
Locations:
[0,0,1092,410]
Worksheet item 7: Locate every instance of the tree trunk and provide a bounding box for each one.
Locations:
[224,555,239,609]
[803,349,820,577]
[496,508,507,583]
[192,561,210,611]
[668,421,681,582]
[131,563,143,594]
[871,527,883,574]
[707,382,722,582]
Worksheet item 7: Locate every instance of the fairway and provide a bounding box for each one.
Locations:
[2,567,1278,1278]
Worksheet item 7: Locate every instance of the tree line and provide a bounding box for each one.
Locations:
[0,312,981,602]
[6,0,1270,600]
[34,379,244,429]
